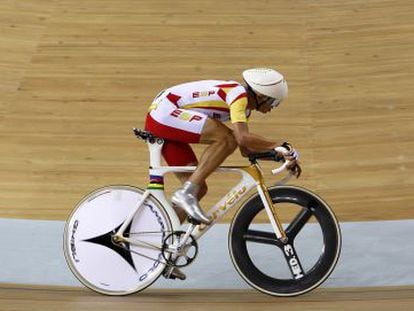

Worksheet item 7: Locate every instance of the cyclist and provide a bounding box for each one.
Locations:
[145,68,300,280]
[145,67,300,226]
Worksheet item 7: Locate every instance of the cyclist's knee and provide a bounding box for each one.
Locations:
[222,131,238,153]
[212,122,237,150]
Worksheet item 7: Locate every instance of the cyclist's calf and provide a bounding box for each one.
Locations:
[198,182,208,200]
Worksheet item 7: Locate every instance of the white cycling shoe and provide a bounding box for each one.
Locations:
[171,181,211,225]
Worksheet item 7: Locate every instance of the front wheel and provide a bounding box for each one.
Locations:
[63,185,172,295]
[229,186,341,297]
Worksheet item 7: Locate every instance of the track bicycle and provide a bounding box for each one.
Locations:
[63,129,341,297]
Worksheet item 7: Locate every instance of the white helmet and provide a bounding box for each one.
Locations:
[242,68,288,107]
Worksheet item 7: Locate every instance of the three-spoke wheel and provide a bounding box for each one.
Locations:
[229,186,341,296]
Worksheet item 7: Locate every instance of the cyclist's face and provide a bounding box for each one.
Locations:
[255,93,280,113]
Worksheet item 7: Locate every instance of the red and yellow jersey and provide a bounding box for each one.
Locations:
[150,80,251,123]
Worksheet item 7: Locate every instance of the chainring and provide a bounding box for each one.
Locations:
[162,231,198,268]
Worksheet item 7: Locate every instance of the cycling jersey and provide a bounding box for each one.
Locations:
[144,80,250,166]
[149,80,250,122]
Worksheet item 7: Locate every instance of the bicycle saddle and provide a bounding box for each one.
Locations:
[133,128,163,143]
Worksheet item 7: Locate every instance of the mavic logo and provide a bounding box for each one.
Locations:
[70,220,80,263]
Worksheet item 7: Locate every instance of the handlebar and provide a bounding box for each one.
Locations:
[271,146,292,175]
[272,146,296,185]
[248,147,291,173]
[271,160,292,175]
[247,147,295,183]
[247,150,283,163]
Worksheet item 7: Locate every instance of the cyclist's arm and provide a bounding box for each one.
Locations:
[227,86,281,153]
[233,122,280,153]
[239,145,254,157]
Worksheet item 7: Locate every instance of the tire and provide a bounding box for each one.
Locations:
[229,185,341,297]
[63,185,172,295]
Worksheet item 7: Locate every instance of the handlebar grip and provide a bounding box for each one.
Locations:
[248,150,285,163]
[271,160,291,175]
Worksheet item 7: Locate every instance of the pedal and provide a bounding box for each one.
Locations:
[162,266,186,280]
[187,216,201,225]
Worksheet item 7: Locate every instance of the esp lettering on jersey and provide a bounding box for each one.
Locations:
[170,109,203,122]
[192,90,216,98]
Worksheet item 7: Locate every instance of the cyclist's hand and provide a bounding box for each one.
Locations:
[288,162,302,178]
[275,142,302,178]
[275,142,299,161]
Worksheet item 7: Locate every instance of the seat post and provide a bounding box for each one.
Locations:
[147,137,164,168]
[133,129,165,168]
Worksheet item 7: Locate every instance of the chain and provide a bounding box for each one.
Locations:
[113,241,168,265]
[112,230,178,266]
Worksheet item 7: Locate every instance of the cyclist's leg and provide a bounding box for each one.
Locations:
[174,170,208,199]
[161,141,208,199]
[146,104,236,223]
[188,118,237,185]
[162,118,237,222]
[146,103,213,196]
[158,118,237,224]
[173,169,208,223]
[162,141,208,223]
[170,118,237,224]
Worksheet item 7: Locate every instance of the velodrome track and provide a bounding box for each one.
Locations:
[1,0,413,309]
[1,284,413,311]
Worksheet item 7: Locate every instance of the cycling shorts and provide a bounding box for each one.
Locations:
[145,97,208,166]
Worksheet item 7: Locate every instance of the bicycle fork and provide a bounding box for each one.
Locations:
[257,184,288,243]
[257,183,306,279]
[243,165,288,243]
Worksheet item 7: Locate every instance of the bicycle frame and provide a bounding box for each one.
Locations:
[115,134,288,248]
[64,129,341,297]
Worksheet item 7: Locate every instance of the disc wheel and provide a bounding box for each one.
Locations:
[63,185,172,295]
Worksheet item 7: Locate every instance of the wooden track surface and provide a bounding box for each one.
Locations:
[1,0,413,221]
[0,284,413,311]
[1,2,412,309]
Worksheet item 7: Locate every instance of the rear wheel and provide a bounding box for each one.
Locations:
[63,185,172,295]
[229,186,341,296]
